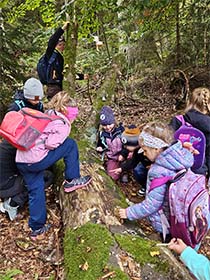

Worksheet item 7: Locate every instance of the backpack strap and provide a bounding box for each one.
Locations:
[175,114,185,125]
[149,169,187,191]
[15,100,25,110]
[149,176,172,191]
[175,115,191,127]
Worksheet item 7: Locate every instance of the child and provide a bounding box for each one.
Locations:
[96,105,124,180]
[110,125,151,193]
[7,77,44,112]
[0,77,46,220]
[170,87,210,179]
[117,121,194,241]
[168,238,210,280]
[16,91,92,240]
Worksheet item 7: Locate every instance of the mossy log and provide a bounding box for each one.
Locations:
[58,162,194,280]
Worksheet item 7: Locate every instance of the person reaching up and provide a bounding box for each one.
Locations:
[38,22,69,100]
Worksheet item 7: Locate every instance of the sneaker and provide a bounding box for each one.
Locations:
[0,198,18,221]
[120,174,129,183]
[63,175,92,193]
[30,224,51,241]
[137,187,146,197]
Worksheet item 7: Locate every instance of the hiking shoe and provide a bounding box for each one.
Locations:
[63,175,92,193]
[120,174,129,183]
[30,224,51,241]
[137,187,146,197]
[0,198,18,221]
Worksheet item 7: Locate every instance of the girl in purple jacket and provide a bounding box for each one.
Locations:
[118,121,194,241]
[16,91,91,240]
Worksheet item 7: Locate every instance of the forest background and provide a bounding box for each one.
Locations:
[1,0,210,113]
[0,0,210,280]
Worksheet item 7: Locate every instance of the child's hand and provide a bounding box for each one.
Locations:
[168,238,187,255]
[62,21,70,30]
[96,147,103,152]
[109,168,122,174]
[118,208,127,219]
[118,155,124,161]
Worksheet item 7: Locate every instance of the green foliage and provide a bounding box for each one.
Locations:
[0,269,23,280]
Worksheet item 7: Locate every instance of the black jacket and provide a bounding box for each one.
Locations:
[120,147,151,172]
[170,109,210,177]
[7,90,44,112]
[45,27,64,86]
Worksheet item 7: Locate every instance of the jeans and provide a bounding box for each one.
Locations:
[17,138,80,231]
[133,163,148,188]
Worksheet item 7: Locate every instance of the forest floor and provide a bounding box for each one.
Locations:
[0,76,209,280]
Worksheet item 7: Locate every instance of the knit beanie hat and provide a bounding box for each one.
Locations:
[99,106,115,125]
[121,125,140,146]
[23,78,44,100]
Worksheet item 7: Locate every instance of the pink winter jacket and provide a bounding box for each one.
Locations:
[16,111,71,164]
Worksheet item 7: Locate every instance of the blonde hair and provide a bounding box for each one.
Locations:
[139,121,174,147]
[45,91,77,114]
[185,87,210,115]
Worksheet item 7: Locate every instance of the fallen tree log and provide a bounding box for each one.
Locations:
[59,163,194,280]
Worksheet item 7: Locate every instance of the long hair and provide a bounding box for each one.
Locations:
[45,91,77,114]
[185,87,210,115]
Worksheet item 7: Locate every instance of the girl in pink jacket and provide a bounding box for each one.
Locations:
[16,91,91,240]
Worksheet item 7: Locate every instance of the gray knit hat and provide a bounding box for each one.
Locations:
[23,78,44,100]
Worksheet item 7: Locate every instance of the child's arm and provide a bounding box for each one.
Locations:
[169,238,210,280]
[118,181,167,220]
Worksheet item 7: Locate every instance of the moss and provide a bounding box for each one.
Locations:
[64,223,128,279]
[115,234,170,273]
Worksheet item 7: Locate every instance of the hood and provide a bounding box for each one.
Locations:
[155,141,194,171]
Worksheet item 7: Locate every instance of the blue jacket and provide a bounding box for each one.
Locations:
[126,141,194,233]
[181,246,210,280]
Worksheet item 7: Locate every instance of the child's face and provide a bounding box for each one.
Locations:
[141,145,162,162]
[102,123,115,132]
[27,99,40,105]
[125,145,139,152]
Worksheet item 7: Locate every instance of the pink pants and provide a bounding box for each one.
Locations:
[106,159,120,181]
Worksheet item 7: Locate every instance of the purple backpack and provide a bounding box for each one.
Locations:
[174,115,206,170]
[150,169,209,248]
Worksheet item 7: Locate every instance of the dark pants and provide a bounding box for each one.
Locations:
[133,163,148,188]
[17,138,80,231]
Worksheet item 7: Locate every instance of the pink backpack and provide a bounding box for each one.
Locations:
[0,108,62,151]
[150,169,209,248]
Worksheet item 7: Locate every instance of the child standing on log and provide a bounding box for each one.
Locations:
[16,91,92,240]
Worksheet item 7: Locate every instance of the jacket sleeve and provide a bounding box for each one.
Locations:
[169,116,182,131]
[7,102,19,112]
[44,119,71,150]
[126,182,167,220]
[45,27,64,60]
[180,246,210,280]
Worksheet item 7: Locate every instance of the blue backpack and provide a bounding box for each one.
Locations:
[37,51,57,85]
